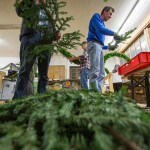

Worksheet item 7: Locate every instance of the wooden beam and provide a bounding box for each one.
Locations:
[0,24,20,30]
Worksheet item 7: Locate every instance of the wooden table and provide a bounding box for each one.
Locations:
[122,65,150,107]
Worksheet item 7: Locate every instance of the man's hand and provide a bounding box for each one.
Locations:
[108,44,117,51]
[69,56,75,62]
[114,33,121,41]
[55,32,61,40]
[76,56,80,60]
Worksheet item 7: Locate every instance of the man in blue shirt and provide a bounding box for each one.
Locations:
[87,6,120,93]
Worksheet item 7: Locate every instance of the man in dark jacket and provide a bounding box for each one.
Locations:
[13,0,61,99]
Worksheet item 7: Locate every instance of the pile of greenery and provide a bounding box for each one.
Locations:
[0,87,150,150]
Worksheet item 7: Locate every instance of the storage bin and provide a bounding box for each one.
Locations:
[118,52,150,75]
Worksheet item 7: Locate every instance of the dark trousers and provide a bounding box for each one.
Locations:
[113,82,122,92]
[13,32,51,99]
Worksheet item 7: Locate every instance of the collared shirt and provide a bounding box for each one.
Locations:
[79,50,90,70]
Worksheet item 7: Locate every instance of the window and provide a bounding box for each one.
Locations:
[70,66,81,79]
[135,39,141,54]
[130,44,136,58]
[140,34,147,52]
[120,57,123,66]
[125,48,131,58]
[120,29,150,62]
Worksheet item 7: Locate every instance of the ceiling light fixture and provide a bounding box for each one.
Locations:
[118,0,145,34]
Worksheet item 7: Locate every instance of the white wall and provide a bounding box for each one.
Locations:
[105,56,120,73]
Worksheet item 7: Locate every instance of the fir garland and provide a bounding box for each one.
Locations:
[105,67,110,74]
[58,47,80,64]
[0,88,150,150]
[104,52,130,74]
[104,51,130,63]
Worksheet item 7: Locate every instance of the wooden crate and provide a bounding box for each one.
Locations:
[48,83,61,90]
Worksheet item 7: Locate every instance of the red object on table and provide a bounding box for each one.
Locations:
[118,52,150,75]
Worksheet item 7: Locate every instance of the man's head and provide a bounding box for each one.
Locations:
[101,6,114,22]
[81,41,87,50]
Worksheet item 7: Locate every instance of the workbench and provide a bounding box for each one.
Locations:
[122,65,150,107]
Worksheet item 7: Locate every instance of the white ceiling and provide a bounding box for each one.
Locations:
[0,0,150,57]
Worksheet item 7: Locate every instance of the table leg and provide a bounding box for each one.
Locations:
[145,72,150,107]
[131,75,134,100]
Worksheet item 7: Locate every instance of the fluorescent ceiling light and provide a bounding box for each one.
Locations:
[118,0,145,34]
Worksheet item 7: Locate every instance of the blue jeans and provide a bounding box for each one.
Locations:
[80,68,89,89]
[86,41,105,93]
[13,32,51,99]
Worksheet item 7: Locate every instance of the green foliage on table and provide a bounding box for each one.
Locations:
[0,87,150,150]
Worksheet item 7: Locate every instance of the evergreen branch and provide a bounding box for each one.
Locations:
[103,125,142,150]
[108,28,136,51]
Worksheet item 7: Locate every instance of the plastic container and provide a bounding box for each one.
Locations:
[118,52,150,75]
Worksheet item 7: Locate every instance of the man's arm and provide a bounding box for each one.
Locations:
[69,55,81,62]
[103,45,108,50]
